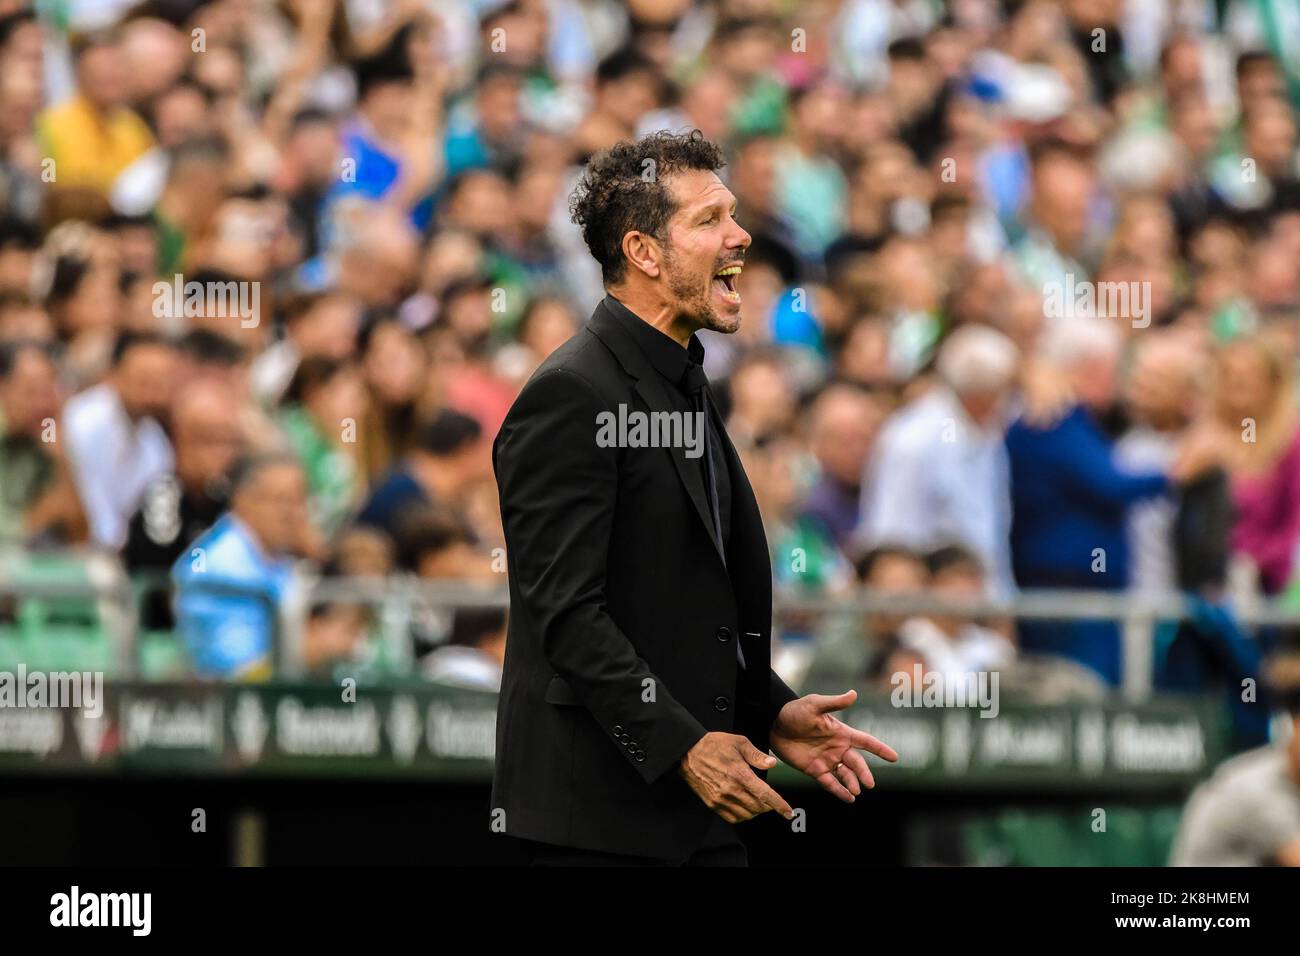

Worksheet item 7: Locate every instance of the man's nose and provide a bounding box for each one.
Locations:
[729,221,752,250]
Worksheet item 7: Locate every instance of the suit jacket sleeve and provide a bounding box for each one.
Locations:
[495,368,709,784]
[770,670,798,727]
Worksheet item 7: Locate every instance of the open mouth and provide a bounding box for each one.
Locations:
[712,263,743,304]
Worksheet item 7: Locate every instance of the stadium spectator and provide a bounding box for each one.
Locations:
[422,607,507,692]
[773,79,850,261]
[0,290,51,341]
[495,294,579,387]
[800,382,885,550]
[250,290,361,405]
[859,323,1020,598]
[355,311,427,479]
[301,524,398,681]
[742,428,853,601]
[171,452,310,681]
[802,544,929,693]
[0,220,41,296]
[150,137,229,274]
[1115,331,1228,597]
[275,355,367,538]
[42,224,125,382]
[397,502,495,583]
[36,27,154,209]
[725,347,797,445]
[63,330,177,549]
[1006,317,1217,684]
[570,46,662,161]
[355,408,487,548]
[1210,334,1300,595]
[896,545,1015,681]
[326,25,444,231]
[1009,140,1096,294]
[0,338,82,543]
[124,377,243,627]
[1171,654,1300,866]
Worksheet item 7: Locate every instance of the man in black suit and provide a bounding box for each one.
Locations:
[492,130,897,866]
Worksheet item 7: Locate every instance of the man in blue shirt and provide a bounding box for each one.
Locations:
[172,454,308,680]
[1006,318,1211,685]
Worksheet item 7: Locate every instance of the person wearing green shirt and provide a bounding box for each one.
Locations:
[275,355,367,539]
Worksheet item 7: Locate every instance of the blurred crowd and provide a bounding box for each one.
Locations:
[0,0,1298,715]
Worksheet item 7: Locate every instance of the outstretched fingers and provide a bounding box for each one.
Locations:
[816,770,856,803]
[841,748,875,790]
[843,725,899,762]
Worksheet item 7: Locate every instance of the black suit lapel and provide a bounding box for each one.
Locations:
[588,302,727,568]
[633,374,726,566]
[711,390,772,628]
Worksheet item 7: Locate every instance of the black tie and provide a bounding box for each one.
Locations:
[682,363,724,559]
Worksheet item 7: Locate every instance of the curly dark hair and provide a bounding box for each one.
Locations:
[568,129,726,286]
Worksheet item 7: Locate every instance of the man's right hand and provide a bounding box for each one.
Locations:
[678,732,794,823]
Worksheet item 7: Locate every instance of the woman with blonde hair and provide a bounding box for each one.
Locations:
[1212,332,1300,594]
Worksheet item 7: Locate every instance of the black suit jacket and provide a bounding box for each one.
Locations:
[491,298,798,860]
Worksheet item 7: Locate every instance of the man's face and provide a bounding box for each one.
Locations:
[812,391,881,485]
[289,121,340,185]
[1246,107,1297,176]
[732,138,776,213]
[1033,155,1093,251]
[173,396,242,494]
[237,463,308,556]
[114,343,178,422]
[0,349,58,437]
[448,439,494,493]
[865,554,928,635]
[77,44,129,110]
[930,563,986,632]
[1126,340,1194,428]
[658,170,752,334]
[0,245,35,294]
[1074,349,1120,412]
[295,296,359,360]
[362,80,415,137]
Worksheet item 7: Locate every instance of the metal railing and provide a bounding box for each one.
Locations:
[2,569,1295,697]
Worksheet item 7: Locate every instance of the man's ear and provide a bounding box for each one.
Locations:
[621,231,661,279]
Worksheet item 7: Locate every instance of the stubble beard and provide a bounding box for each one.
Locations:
[663,243,741,335]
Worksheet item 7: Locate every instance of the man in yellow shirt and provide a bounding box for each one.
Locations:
[36,30,155,199]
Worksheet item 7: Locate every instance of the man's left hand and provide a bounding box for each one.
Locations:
[770,690,898,802]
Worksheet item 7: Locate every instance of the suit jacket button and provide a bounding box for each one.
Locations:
[716,627,732,643]
[634,752,646,762]
[613,725,623,735]
[714,696,729,712]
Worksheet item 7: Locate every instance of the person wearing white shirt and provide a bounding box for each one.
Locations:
[858,324,1020,598]
[63,331,178,549]
[896,545,1015,679]
[1113,332,1202,597]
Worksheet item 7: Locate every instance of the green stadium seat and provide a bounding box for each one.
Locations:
[0,549,127,677]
